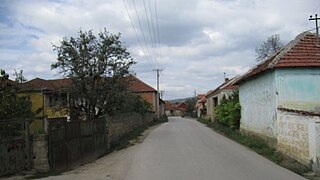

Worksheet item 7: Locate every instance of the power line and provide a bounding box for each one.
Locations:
[313,2,320,14]
[309,14,320,45]
[122,0,154,69]
[154,0,163,67]
[131,0,157,69]
[142,0,158,68]
[148,0,160,65]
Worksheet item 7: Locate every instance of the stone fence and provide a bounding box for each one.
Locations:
[107,113,154,144]
[277,109,320,174]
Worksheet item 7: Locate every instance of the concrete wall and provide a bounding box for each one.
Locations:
[276,68,320,113]
[206,89,235,122]
[32,134,50,172]
[277,110,320,173]
[239,71,277,144]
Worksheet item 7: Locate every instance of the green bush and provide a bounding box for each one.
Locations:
[214,91,241,129]
[197,116,211,125]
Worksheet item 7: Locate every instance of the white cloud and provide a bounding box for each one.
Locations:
[0,0,318,100]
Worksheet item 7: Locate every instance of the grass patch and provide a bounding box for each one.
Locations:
[24,171,61,179]
[197,116,211,125]
[197,117,313,178]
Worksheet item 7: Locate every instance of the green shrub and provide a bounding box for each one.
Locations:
[214,91,241,129]
[197,116,211,125]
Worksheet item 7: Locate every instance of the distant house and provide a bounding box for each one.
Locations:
[164,101,188,116]
[196,94,206,118]
[127,75,164,116]
[18,78,72,132]
[206,77,239,122]
[235,32,320,172]
[20,75,164,132]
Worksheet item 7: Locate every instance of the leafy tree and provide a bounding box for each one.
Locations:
[13,69,27,83]
[214,91,241,129]
[52,29,136,119]
[0,69,33,138]
[255,34,284,61]
[185,97,197,117]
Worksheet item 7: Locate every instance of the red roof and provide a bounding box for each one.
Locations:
[206,76,239,97]
[127,75,156,92]
[21,78,72,91]
[197,94,205,100]
[21,75,156,93]
[237,32,320,84]
[164,101,177,111]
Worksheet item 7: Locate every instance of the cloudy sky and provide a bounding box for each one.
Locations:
[0,0,319,100]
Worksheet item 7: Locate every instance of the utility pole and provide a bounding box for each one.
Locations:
[309,14,320,45]
[153,69,162,119]
[160,90,164,99]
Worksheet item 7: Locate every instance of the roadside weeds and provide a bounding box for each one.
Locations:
[197,117,320,180]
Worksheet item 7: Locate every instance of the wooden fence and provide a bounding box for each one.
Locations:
[0,119,30,176]
[48,118,107,171]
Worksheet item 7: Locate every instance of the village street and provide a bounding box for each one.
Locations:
[24,116,305,180]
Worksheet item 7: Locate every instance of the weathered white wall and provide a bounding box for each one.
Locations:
[239,71,277,141]
[276,68,320,113]
[277,110,320,173]
[206,89,235,121]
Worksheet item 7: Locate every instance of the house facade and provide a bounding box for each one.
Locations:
[236,32,320,172]
[206,78,239,122]
[164,101,187,116]
[20,75,163,132]
[196,94,206,118]
[128,75,164,117]
[18,78,71,132]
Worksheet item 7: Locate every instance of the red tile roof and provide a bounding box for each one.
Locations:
[21,75,156,93]
[164,101,177,111]
[237,32,320,84]
[197,94,206,100]
[21,78,72,91]
[127,75,156,92]
[206,76,239,97]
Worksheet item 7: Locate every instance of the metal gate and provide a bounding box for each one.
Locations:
[48,118,107,171]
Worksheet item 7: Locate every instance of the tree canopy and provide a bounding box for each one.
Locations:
[255,34,284,61]
[52,29,137,119]
[0,69,33,120]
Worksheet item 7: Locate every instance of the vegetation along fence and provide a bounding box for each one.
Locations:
[48,118,107,171]
[0,119,30,176]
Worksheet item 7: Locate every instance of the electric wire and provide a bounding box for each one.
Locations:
[142,0,158,68]
[154,0,163,68]
[131,0,157,69]
[122,0,155,69]
[148,0,161,68]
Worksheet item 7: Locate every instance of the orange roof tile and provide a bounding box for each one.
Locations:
[127,75,156,92]
[237,32,320,84]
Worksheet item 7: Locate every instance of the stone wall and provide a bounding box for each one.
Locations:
[31,134,50,172]
[107,113,154,143]
[277,110,320,173]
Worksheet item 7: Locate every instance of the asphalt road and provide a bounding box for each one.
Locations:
[125,116,305,180]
